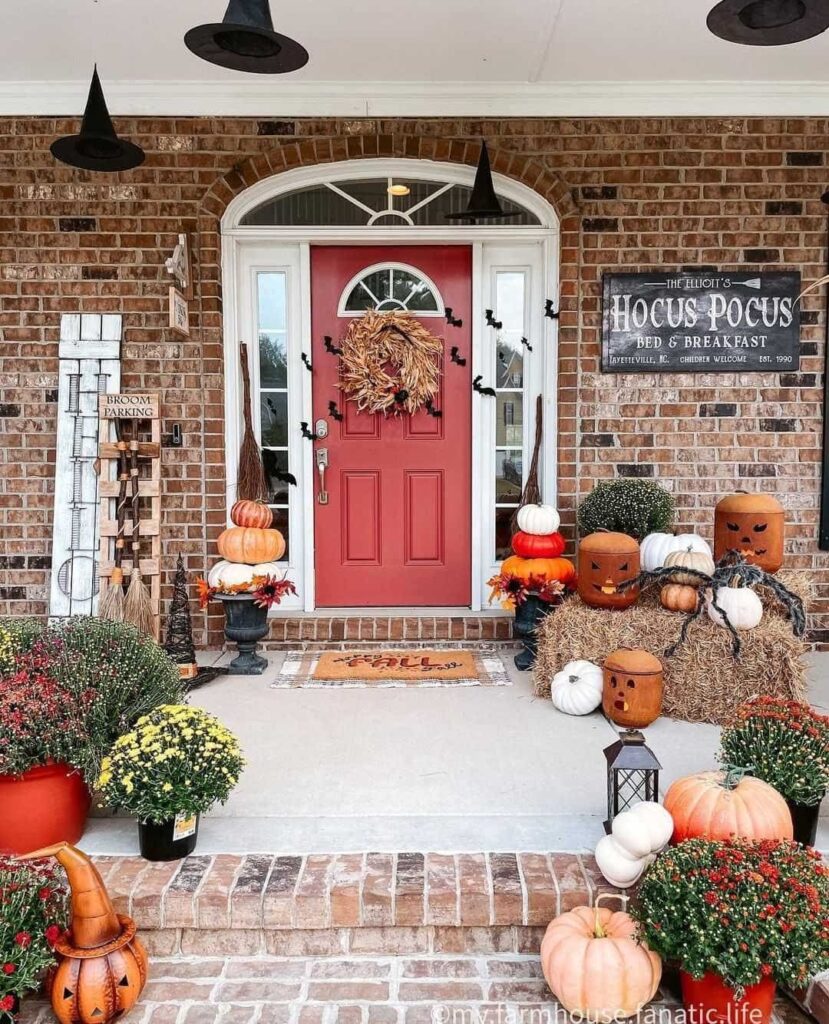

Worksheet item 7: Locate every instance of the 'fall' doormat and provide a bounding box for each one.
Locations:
[272,649,511,688]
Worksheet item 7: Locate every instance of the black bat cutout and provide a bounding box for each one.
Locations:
[485,309,503,330]
[544,299,560,320]
[424,398,443,418]
[394,389,409,405]
[301,352,313,372]
[444,307,463,328]
[328,401,343,422]
[299,422,314,440]
[521,336,533,352]
[273,470,298,487]
[473,375,496,398]
[324,336,343,356]
[450,346,467,367]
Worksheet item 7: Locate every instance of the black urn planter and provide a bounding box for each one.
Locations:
[217,594,269,675]
[138,814,200,861]
[512,594,554,671]
[786,796,823,846]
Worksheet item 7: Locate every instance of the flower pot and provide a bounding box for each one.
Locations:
[217,594,269,675]
[0,763,90,855]
[513,594,555,671]
[138,813,200,862]
[785,796,822,846]
[680,971,776,1024]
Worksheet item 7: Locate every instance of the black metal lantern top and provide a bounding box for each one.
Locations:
[51,67,145,173]
[185,0,309,74]
[603,729,661,833]
[445,142,521,222]
[707,0,829,45]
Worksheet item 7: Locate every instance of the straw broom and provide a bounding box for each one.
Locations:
[98,420,129,622]
[511,395,543,532]
[123,430,155,636]
[237,342,268,502]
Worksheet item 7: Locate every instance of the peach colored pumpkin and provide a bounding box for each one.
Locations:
[217,527,285,565]
[230,500,274,530]
[501,555,576,586]
[541,896,662,1022]
[664,770,793,844]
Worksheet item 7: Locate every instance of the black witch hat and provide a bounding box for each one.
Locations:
[51,67,145,173]
[185,0,309,74]
[445,141,521,221]
[707,0,829,45]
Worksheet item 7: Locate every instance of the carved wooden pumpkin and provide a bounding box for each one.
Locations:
[501,555,576,585]
[714,493,784,572]
[511,531,565,559]
[577,532,639,610]
[602,648,663,728]
[664,770,793,843]
[217,527,285,565]
[19,843,148,1024]
[230,500,274,529]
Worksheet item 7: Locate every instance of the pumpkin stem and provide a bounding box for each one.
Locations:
[593,892,628,937]
[568,675,579,683]
[721,764,751,790]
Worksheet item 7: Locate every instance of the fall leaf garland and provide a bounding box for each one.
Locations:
[338,311,443,416]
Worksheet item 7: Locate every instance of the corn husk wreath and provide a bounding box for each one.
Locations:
[338,311,443,416]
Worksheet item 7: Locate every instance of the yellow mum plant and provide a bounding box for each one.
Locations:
[96,705,244,824]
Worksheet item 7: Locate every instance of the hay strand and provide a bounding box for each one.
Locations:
[237,342,268,502]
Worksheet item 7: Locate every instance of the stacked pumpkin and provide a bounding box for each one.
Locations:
[208,500,286,591]
[501,503,576,588]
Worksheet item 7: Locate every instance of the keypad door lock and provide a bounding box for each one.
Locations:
[315,419,329,439]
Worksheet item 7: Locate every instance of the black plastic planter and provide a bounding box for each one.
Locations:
[138,815,200,861]
[512,594,554,671]
[786,796,822,846]
[217,594,269,675]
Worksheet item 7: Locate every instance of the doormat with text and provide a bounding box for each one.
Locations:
[272,649,511,688]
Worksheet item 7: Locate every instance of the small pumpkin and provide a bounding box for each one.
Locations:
[511,530,565,559]
[663,547,715,585]
[217,527,285,565]
[602,648,663,729]
[664,769,793,843]
[577,532,639,610]
[501,554,576,585]
[230,500,274,530]
[640,532,712,573]
[714,492,784,573]
[516,503,560,536]
[706,585,763,630]
[659,583,698,613]
[594,802,674,888]
[551,660,603,716]
[540,895,662,1021]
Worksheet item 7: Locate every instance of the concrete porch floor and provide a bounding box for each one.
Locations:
[81,650,829,855]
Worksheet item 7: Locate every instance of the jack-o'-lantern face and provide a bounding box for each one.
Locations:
[577,532,640,610]
[602,648,663,728]
[714,493,784,573]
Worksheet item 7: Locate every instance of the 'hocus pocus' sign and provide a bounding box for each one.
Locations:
[601,271,800,373]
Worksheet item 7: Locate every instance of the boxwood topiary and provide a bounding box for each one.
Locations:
[577,479,674,541]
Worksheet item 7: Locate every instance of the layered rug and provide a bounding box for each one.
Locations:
[272,649,511,688]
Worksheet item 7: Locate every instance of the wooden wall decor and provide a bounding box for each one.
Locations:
[49,314,122,619]
[97,393,162,639]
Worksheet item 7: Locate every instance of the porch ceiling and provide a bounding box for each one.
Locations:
[4,0,829,117]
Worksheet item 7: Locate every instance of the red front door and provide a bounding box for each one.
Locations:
[311,246,472,607]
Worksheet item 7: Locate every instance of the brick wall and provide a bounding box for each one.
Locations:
[0,115,826,645]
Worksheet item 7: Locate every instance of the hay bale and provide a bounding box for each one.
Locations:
[534,572,810,725]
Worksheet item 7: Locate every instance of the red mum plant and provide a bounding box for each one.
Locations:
[0,856,68,1020]
[487,572,567,610]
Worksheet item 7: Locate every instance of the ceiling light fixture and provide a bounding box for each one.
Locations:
[707,0,829,45]
[388,183,411,196]
[445,141,521,221]
[185,0,309,74]
[51,66,145,172]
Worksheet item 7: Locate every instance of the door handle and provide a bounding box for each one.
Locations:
[316,447,329,505]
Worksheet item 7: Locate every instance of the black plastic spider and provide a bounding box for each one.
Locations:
[620,550,805,658]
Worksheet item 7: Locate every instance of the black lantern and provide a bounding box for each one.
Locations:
[707,0,829,45]
[445,141,521,222]
[603,730,661,833]
[184,0,309,75]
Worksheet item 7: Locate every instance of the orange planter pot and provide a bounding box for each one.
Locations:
[680,971,776,1024]
[0,763,90,855]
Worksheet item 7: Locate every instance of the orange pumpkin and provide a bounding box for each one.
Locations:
[659,583,698,613]
[230,500,274,529]
[602,648,663,729]
[714,492,784,573]
[541,896,662,1021]
[577,532,639,610]
[501,554,576,585]
[664,770,793,843]
[511,531,565,558]
[217,527,285,565]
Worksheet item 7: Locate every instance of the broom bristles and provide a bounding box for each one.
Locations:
[99,567,125,622]
[237,428,268,503]
[124,568,155,637]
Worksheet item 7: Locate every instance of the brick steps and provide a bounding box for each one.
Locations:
[261,616,516,649]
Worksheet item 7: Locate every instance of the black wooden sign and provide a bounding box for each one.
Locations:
[601,271,801,373]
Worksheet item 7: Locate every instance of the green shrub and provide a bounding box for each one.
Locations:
[577,479,674,540]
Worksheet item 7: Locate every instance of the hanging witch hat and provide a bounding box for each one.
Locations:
[185,0,309,74]
[446,141,521,221]
[707,0,829,45]
[51,67,145,173]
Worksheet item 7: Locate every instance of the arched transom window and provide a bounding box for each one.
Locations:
[339,263,443,316]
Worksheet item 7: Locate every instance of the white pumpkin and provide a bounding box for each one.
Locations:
[209,561,256,590]
[663,548,715,585]
[252,561,282,578]
[640,532,712,572]
[550,660,603,716]
[516,503,560,536]
[706,585,763,630]
[594,801,674,889]
[595,835,655,888]
[207,560,231,589]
